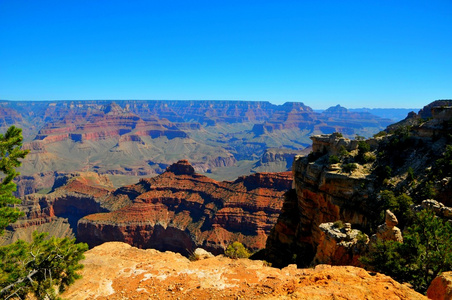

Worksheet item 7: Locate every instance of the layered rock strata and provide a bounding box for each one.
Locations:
[77,160,292,255]
[266,134,375,267]
[0,172,124,245]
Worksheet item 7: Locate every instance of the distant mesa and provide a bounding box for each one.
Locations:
[165,159,195,175]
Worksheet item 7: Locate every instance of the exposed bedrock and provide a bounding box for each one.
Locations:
[265,135,377,267]
[77,160,292,255]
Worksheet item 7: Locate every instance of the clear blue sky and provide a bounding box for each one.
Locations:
[1,0,451,109]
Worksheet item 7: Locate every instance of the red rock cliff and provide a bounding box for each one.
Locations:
[77,160,292,255]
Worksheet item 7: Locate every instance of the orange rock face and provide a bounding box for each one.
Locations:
[61,242,426,300]
[77,160,292,255]
[427,272,452,300]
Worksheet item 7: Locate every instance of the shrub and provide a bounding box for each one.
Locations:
[224,242,251,259]
[435,144,452,178]
[378,190,413,227]
[361,209,452,293]
[333,220,344,229]
[0,126,87,299]
[338,145,349,158]
[373,131,387,138]
[356,232,368,244]
[0,232,88,299]
[358,141,370,153]
[421,180,437,199]
[407,167,415,182]
[328,155,340,164]
[342,163,357,174]
[384,166,392,178]
[356,141,372,164]
[363,152,376,162]
[375,165,393,183]
[355,134,365,141]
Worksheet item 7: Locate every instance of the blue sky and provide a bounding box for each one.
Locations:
[1,0,451,109]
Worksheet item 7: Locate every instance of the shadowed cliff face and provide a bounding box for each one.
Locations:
[77,160,292,255]
[265,101,452,268]
[265,137,376,267]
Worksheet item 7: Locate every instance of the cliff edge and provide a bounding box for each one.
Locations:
[61,242,426,300]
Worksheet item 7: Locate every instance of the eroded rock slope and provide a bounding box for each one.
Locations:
[77,160,292,255]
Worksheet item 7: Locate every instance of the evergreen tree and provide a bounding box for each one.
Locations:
[362,209,452,293]
[0,232,87,299]
[0,126,29,234]
[0,126,88,299]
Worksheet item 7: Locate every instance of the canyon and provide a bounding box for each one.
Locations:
[0,100,393,197]
[5,99,452,298]
[1,160,292,256]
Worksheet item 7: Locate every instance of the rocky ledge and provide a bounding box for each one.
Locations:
[60,242,426,300]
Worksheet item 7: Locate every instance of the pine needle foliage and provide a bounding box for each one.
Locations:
[0,126,88,299]
[0,232,88,299]
[0,126,29,234]
[361,209,452,293]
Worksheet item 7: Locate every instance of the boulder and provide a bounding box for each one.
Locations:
[193,248,214,260]
[372,210,403,243]
[427,271,452,300]
[313,222,368,266]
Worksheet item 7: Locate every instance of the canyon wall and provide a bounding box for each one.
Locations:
[265,100,452,267]
[77,160,292,255]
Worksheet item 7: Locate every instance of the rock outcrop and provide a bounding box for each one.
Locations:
[77,160,292,255]
[415,199,452,220]
[312,222,368,266]
[60,242,426,300]
[265,100,452,268]
[427,271,452,300]
[371,210,403,243]
[265,133,375,267]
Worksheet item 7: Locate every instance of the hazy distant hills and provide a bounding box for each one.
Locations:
[0,100,400,195]
[315,107,419,123]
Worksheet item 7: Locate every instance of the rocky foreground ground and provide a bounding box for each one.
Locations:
[61,242,425,300]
